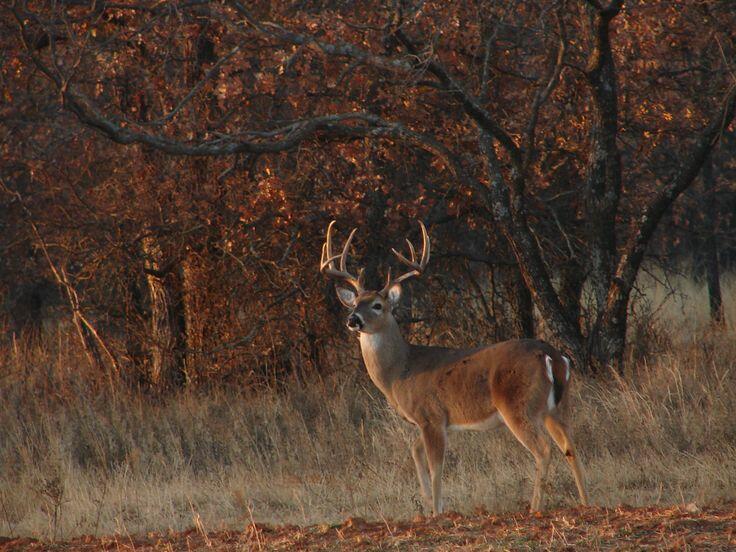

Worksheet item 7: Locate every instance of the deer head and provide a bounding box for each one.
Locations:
[319,220,430,334]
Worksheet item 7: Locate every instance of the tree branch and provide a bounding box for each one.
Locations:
[523,7,567,170]
[477,132,585,362]
[230,1,414,73]
[609,83,736,307]
[145,46,241,127]
[394,28,523,169]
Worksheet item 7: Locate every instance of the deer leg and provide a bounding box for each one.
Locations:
[411,435,432,510]
[544,415,588,506]
[420,424,447,515]
[499,409,551,511]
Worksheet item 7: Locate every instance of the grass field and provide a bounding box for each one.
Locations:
[0,273,735,543]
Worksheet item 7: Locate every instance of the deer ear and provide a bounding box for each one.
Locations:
[386,282,402,307]
[335,286,357,308]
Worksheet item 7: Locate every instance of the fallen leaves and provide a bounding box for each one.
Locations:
[3,503,735,551]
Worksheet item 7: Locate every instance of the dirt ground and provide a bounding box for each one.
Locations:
[2,503,735,551]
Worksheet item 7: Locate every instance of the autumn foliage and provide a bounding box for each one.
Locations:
[1,1,735,387]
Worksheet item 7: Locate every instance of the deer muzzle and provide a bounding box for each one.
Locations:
[347,313,364,331]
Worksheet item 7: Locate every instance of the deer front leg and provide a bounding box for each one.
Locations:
[411,435,432,510]
[420,424,447,515]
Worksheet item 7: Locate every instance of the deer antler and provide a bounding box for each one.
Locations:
[320,220,365,292]
[382,221,430,293]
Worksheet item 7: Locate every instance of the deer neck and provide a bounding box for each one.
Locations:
[358,318,409,398]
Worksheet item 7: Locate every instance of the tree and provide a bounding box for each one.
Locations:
[3,0,735,374]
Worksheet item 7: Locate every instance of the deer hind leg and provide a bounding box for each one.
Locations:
[498,408,552,511]
[420,424,447,515]
[411,436,432,510]
[544,415,588,506]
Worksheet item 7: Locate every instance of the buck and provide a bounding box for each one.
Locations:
[320,220,588,515]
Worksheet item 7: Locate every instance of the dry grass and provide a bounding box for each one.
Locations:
[1,275,735,541]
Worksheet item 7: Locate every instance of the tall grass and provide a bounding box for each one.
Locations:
[1,275,735,540]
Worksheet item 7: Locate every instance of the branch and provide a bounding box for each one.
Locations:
[145,46,241,127]
[320,116,468,177]
[13,7,452,158]
[1,180,120,376]
[184,288,300,355]
[394,28,523,169]
[611,83,736,300]
[230,1,414,73]
[479,12,506,102]
[60,86,402,155]
[523,7,566,170]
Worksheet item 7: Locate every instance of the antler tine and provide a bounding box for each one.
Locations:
[325,220,337,258]
[405,238,416,263]
[391,244,414,266]
[420,220,430,268]
[319,221,365,292]
[391,269,420,285]
[340,228,357,272]
[384,221,431,289]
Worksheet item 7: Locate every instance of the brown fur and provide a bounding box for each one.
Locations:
[341,289,588,514]
[324,222,587,515]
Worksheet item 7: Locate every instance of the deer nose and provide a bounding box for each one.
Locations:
[347,313,364,330]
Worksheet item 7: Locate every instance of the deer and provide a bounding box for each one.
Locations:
[319,220,588,515]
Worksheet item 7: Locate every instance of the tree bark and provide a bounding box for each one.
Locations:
[141,236,178,387]
[179,254,201,382]
[702,157,724,326]
[510,265,535,338]
[582,1,623,313]
[558,261,585,334]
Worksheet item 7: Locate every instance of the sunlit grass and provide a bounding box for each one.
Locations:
[1,274,734,539]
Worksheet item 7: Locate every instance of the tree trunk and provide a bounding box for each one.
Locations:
[558,261,585,334]
[588,306,627,373]
[702,157,724,326]
[510,265,535,338]
[179,255,201,382]
[478,133,588,371]
[596,85,736,370]
[582,1,622,315]
[141,236,178,387]
[124,277,147,383]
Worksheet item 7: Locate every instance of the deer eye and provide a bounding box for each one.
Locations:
[372,303,382,311]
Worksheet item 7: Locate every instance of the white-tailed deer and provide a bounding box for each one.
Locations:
[320,220,588,515]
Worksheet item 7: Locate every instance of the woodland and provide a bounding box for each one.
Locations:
[1,0,735,385]
[2,0,736,542]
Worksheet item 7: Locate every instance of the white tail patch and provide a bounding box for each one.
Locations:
[545,354,556,411]
[544,355,554,383]
[562,355,571,382]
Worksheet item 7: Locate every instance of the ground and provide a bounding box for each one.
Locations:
[2,503,735,551]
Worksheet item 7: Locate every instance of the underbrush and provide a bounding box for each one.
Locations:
[1,319,735,540]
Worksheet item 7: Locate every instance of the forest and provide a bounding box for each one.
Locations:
[1,0,736,545]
